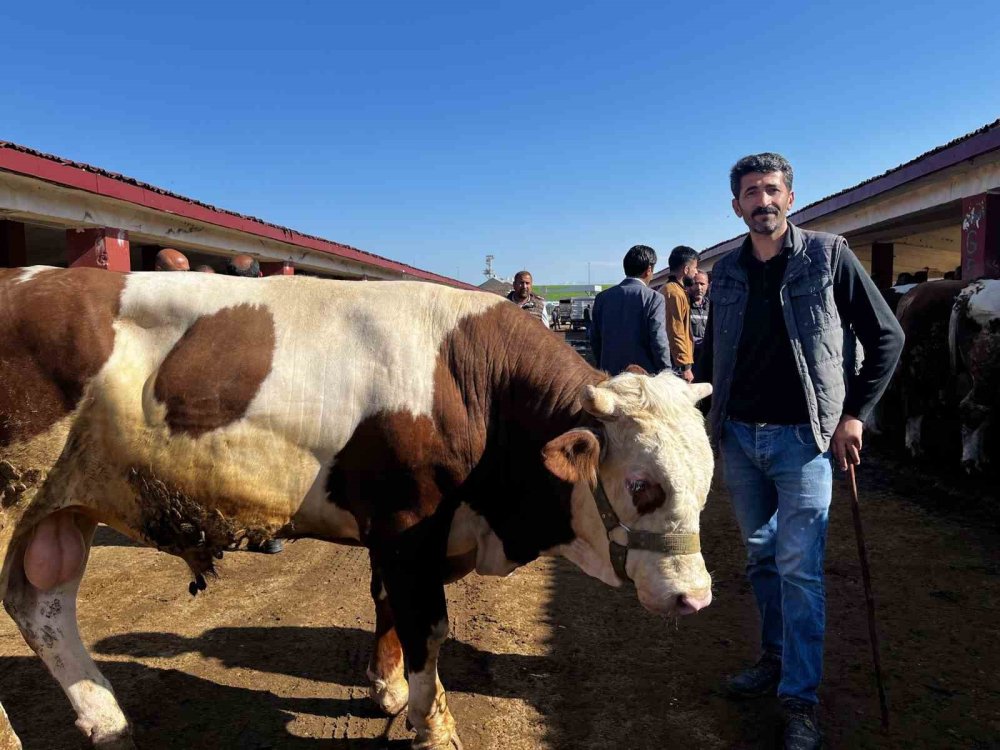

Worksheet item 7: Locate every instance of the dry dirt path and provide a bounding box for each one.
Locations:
[0,452,998,749]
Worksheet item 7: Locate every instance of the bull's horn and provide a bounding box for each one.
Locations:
[581,383,619,421]
[687,382,712,403]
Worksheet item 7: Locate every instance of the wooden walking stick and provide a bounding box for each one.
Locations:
[847,464,890,730]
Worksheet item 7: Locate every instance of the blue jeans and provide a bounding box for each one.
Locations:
[720,419,832,704]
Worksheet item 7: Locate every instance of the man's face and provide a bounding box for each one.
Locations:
[689,272,708,302]
[732,171,794,236]
[513,274,532,299]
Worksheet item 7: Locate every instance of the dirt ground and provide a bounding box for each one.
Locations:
[0,446,998,749]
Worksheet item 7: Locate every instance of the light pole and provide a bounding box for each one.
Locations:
[587,262,591,286]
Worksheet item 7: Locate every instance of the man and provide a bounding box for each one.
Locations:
[506,271,549,327]
[153,248,190,272]
[194,264,216,273]
[696,153,903,749]
[225,254,263,278]
[662,246,699,382]
[689,270,710,360]
[589,245,672,375]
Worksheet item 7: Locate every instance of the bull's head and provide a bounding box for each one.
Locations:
[543,370,713,617]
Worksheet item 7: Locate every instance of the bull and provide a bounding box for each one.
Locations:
[0,267,714,749]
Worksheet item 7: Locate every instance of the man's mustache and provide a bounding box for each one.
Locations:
[752,206,780,217]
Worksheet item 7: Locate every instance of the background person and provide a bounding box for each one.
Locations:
[225,254,263,277]
[154,248,190,272]
[689,270,710,360]
[506,271,549,327]
[662,245,699,382]
[589,245,671,375]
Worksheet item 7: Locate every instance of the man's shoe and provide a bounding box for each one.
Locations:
[782,698,821,750]
[724,653,781,699]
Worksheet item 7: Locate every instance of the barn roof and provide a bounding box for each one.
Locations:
[0,141,476,289]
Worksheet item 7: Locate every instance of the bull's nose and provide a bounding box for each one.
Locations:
[676,589,713,615]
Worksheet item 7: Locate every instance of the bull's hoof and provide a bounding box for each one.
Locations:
[78,722,135,750]
[367,671,408,716]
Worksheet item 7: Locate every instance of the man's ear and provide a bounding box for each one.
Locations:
[542,429,602,484]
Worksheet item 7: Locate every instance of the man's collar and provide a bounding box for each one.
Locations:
[622,277,647,286]
[739,222,797,265]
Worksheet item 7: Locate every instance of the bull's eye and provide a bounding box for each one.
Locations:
[627,478,667,514]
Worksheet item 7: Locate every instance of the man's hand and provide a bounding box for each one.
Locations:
[831,415,863,471]
[680,368,694,383]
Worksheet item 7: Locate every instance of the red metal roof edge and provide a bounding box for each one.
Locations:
[685,118,1000,266]
[0,141,477,290]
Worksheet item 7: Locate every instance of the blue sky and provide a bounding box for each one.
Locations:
[3,1,999,285]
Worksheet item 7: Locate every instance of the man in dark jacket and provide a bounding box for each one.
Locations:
[688,270,710,360]
[589,245,671,375]
[696,153,903,750]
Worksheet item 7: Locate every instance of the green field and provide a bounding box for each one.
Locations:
[533,284,615,300]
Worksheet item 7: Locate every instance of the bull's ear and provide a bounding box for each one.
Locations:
[543,429,601,484]
[624,364,649,376]
[687,382,712,404]
[581,382,619,421]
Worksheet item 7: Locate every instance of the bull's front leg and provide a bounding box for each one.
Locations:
[4,512,134,749]
[379,554,462,750]
[367,561,409,715]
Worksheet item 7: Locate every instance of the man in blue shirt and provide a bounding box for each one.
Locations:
[589,245,672,375]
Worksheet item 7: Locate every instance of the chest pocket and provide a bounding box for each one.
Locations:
[786,274,836,333]
[708,280,744,335]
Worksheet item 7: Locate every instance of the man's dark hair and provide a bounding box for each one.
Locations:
[729,152,794,198]
[225,255,261,278]
[513,270,531,282]
[623,245,657,277]
[668,245,699,273]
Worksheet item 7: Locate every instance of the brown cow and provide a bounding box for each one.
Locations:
[0,267,714,749]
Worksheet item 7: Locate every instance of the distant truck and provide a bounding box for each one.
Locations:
[570,296,596,330]
[557,299,572,328]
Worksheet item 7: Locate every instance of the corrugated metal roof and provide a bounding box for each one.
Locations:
[0,141,477,289]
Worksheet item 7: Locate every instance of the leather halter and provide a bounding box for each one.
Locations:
[591,475,701,583]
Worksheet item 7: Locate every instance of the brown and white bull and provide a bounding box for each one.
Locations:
[0,267,714,750]
[950,279,1000,473]
[891,280,971,457]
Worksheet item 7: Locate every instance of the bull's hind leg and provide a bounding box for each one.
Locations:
[367,563,409,715]
[4,511,134,749]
